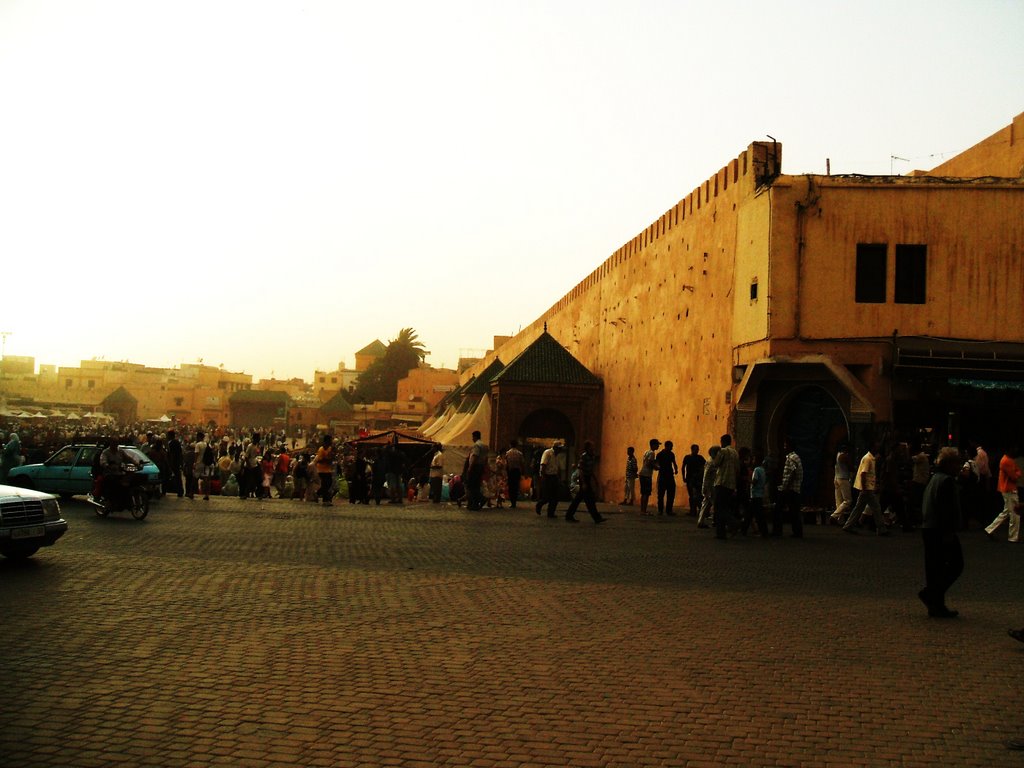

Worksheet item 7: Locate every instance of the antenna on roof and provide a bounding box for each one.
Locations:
[890,155,909,175]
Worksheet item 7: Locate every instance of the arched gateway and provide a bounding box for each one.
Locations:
[488,332,602,489]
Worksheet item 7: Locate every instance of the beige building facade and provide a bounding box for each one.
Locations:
[0,359,252,426]
[395,365,459,411]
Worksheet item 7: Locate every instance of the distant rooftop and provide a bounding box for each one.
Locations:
[356,340,387,357]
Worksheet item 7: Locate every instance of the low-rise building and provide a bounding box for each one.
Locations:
[228,390,289,430]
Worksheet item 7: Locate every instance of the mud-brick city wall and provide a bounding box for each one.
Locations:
[470,143,779,502]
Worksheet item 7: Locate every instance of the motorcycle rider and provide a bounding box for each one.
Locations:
[99,440,126,506]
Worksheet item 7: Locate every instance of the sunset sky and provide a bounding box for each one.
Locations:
[2,0,1022,381]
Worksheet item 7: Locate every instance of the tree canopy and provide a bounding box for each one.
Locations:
[352,328,428,403]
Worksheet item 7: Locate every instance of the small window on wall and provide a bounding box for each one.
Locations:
[750,279,758,301]
[895,244,927,304]
[855,243,887,303]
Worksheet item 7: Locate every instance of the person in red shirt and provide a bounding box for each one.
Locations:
[274,448,291,498]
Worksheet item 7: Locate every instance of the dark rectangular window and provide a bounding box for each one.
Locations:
[855,243,887,303]
[895,244,927,304]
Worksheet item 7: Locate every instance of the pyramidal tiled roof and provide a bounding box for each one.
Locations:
[321,391,353,413]
[356,340,387,357]
[462,358,505,395]
[102,385,137,404]
[492,332,601,386]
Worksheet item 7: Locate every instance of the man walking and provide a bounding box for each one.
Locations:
[535,442,562,518]
[465,431,488,511]
[775,439,804,538]
[919,446,964,618]
[504,440,525,508]
[656,440,678,516]
[830,444,853,525]
[710,434,740,540]
[242,434,262,499]
[166,430,184,498]
[843,442,889,535]
[193,431,214,501]
[314,434,336,506]
[985,445,1022,542]
[429,444,445,503]
[682,444,706,516]
[696,445,720,529]
[639,439,659,516]
[384,441,406,504]
[565,441,605,524]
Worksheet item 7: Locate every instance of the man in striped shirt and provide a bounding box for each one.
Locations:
[776,439,804,538]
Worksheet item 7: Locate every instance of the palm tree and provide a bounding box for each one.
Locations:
[353,328,430,402]
[392,327,427,362]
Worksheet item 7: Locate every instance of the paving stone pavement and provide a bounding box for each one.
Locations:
[1,495,1023,768]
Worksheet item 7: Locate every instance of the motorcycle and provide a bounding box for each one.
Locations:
[88,463,150,520]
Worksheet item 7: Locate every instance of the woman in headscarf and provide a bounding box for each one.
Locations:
[1,432,22,482]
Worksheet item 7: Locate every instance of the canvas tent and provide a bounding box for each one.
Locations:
[344,429,438,478]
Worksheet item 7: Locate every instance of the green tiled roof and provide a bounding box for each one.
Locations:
[492,332,601,386]
[356,339,387,357]
[102,386,137,404]
[321,391,354,413]
[229,390,289,404]
[462,358,505,395]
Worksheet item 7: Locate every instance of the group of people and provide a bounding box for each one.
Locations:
[17,414,1024,636]
[621,434,800,540]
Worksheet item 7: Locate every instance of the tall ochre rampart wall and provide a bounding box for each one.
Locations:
[484,143,779,501]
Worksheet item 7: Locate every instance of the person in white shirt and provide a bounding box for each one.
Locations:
[843,443,889,535]
[534,442,562,518]
[429,446,445,503]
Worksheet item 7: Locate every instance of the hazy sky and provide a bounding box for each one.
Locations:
[2,0,1022,381]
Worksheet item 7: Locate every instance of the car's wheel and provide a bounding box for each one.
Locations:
[59,492,74,501]
[8,476,33,490]
[131,491,149,520]
[1,544,40,560]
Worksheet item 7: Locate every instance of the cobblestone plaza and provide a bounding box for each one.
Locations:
[2,497,1022,767]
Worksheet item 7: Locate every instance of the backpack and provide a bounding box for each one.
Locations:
[202,444,215,466]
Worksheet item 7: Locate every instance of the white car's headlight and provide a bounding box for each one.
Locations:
[42,498,62,522]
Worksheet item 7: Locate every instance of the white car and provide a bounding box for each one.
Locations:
[0,483,69,560]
